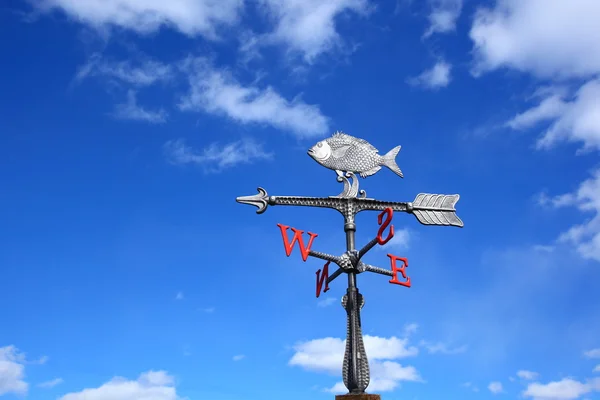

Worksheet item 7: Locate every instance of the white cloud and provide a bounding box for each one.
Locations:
[0,346,28,396]
[531,80,600,151]
[470,0,600,79]
[506,86,600,264]
[59,370,179,400]
[488,381,503,394]
[34,0,243,39]
[543,169,600,262]
[233,355,245,361]
[523,378,600,400]
[423,0,462,38]
[471,2,600,265]
[38,378,64,388]
[363,361,421,393]
[289,335,420,393]
[378,228,410,251]
[175,291,183,300]
[419,340,467,355]
[112,90,168,123]
[407,60,452,90]
[75,54,174,87]
[75,54,329,135]
[594,365,600,373]
[255,0,372,63]
[164,138,272,172]
[325,362,421,393]
[364,336,419,360]
[178,57,329,137]
[505,94,567,131]
[518,370,540,381]
[199,307,215,313]
[317,297,337,308]
[585,349,600,359]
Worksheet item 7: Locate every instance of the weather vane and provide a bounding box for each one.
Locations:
[236,131,463,400]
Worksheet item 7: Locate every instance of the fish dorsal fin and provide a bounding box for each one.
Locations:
[332,131,378,152]
[332,145,351,159]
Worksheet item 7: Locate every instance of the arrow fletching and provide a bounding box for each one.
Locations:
[411,193,463,227]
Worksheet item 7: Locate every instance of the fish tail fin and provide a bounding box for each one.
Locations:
[382,145,403,178]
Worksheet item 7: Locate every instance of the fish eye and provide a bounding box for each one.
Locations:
[317,142,323,148]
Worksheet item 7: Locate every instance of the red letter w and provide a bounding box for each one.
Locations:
[277,223,318,262]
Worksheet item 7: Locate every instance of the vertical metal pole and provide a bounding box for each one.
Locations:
[342,217,369,394]
[345,220,359,393]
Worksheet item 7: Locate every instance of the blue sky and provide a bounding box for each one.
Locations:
[1,0,600,399]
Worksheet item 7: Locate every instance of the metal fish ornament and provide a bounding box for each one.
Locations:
[308,132,404,178]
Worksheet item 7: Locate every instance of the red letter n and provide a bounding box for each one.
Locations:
[277,223,318,262]
[388,254,411,287]
[316,261,331,298]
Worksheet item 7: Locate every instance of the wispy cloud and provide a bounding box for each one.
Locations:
[403,323,418,337]
[504,80,600,152]
[232,355,245,361]
[585,349,600,359]
[74,53,331,136]
[462,382,479,392]
[57,370,178,400]
[112,90,168,123]
[517,370,540,380]
[164,138,272,172]
[29,355,49,365]
[423,0,462,38]
[488,381,503,394]
[377,228,410,251]
[38,378,64,389]
[75,54,174,87]
[542,169,600,262]
[33,0,243,39]
[199,307,215,313]
[175,291,184,300]
[407,60,452,90]
[317,297,337,308]
[505,93,568,131]
[178,57,329,137]
[419,340,467,355]
[523,377,600,400]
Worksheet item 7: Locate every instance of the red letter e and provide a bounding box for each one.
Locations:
[388,254,411,287]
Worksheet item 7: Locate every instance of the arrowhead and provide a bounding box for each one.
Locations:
[236,187,270,214]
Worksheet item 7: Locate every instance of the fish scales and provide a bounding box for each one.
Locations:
[327,138,381,173]
[308,131,404,179]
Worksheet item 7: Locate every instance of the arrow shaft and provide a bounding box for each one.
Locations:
[327,267,344,285]
[363,264,393,277]
[355,199,410,214]
[308,250,341,264]
[237,188,463,228]
[358,237,379,260]
[269,195,346,212]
